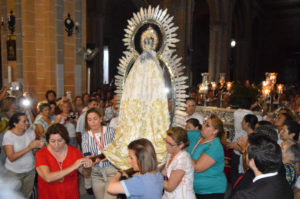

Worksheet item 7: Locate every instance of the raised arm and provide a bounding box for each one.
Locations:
[4,140,44,162]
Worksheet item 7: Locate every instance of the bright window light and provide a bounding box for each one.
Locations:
[103,46,109,84]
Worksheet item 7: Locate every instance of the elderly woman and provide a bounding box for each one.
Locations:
[2,112,44,198]
[81,108,116,199]
[187,114,227,199]
[281,140,300,186]
[34,103,57,142]
[162,127,195,199]
[107,138,164,199]
[35,124,92,199]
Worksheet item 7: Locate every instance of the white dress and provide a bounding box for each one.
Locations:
[104,50,170,169]
[163,150,196,199]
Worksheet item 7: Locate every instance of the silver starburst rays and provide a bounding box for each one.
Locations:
[115,5,188,127]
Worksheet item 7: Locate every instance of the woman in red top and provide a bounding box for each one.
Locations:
[35,124,92,199]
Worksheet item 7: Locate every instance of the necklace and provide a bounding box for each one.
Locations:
[191,137,215,154]
[49,146,67,183]
[58,161,64,183]
[91,127,104,152]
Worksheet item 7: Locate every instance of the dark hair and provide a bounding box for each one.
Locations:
[48,101,57,107]
[45,123,69,144]
[278,107,295,120]
[284,120,300,141]
[8,112,26,129]
[45,90,56,99]
[167,127,189,149]
[38,103,51,113]
[254,125,278,142]
[128,138,158,174]
[256,120,274,128]
[186,97,196,104]
[243,114,258,130]
[85,108,103,131]
[1,97,16,112]
[186,118,201,130]
[248,133,282,173]
[88,98,98,104]
[82,93,90,101]
[74,96,83,103]
[279,113,293,123]
[210,114,224,138]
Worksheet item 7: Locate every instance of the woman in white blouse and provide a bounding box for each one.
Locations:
[162,127,196,199]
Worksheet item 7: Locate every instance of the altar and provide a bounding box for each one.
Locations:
[196,106,261,141]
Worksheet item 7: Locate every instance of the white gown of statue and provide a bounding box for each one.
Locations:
[104,49,170,169]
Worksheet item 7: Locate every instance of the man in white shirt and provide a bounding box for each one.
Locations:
[104,94,119,123]
[185,97,204,125]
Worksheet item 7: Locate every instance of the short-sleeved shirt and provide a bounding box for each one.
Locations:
[185,112,204,125]
[2,128,35,173]
[163,150,196,199]
[33,116,56,142]
[187,130,227,194]
[75,111,86,134]
[35,145,83,199]
[121,172,164,199]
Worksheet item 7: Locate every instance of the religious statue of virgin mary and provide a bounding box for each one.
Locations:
[104,6,188,169]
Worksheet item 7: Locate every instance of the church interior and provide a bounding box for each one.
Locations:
[0,0,299,99]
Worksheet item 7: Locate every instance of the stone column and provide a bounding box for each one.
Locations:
[75,0,83,96]
[15,0,23,85]
[208,0,235,81]
[1,1,8,85]
[56,0,64,97]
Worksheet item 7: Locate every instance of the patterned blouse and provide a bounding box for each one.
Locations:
[284,163,297,187]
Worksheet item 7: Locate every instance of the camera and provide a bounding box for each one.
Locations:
[9,81,20,91]
[67,112,77,120]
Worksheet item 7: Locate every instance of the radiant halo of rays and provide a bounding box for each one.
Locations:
[114,5,188,127]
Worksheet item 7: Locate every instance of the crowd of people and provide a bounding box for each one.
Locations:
[0,83,299,199]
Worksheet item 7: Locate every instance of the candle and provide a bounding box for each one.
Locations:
[262,81,268,87]
[8,66,12,83]
[263,88,270,96]
[277,84,283,94]
[226,82,232,90]
[211,82,217,91]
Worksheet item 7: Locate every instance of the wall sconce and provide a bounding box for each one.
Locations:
[64,13,79,36]
[8,10,15,34]
[1,10,16,34]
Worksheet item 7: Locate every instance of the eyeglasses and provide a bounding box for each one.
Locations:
[165,139,177,147]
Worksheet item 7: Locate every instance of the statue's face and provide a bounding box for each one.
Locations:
[140,26,158,51]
